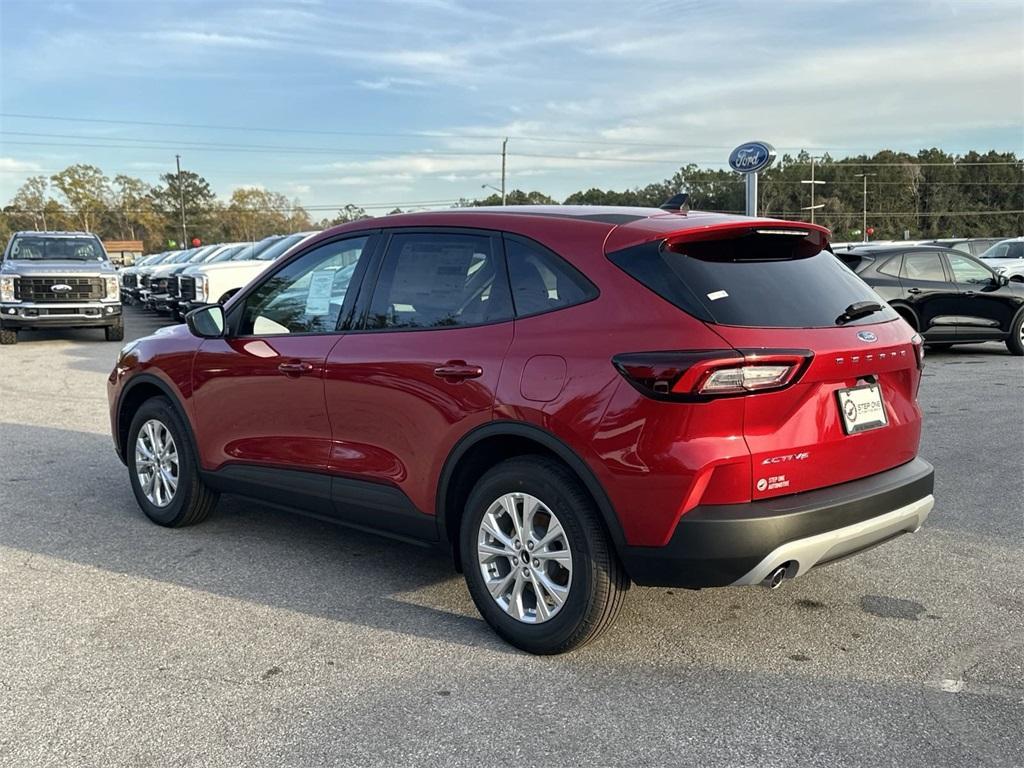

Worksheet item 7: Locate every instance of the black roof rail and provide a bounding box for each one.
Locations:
[659,193,690,213]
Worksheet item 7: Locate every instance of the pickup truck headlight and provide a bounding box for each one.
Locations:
[195,274,209,302]
[0,275,18,303]
[104,275,120,300]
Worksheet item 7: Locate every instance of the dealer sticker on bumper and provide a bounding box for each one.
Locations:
[836,383,888,434]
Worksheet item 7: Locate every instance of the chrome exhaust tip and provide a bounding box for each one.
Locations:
[762,565,788,590]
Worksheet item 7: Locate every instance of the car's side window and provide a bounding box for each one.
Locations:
[237,236,372,336]
[947,253,993,285]
[877,254,902,277]
[364,232,512,330]
[504,235,598,318]
[900,253,947,282]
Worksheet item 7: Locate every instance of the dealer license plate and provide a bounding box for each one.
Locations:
[836,383,888,435]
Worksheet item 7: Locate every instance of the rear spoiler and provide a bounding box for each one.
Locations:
[662,220,831,250]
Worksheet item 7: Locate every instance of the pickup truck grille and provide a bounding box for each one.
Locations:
[178,276,196,301]
[15,277,105,302]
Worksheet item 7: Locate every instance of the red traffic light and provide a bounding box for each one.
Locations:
[191,237,202,247]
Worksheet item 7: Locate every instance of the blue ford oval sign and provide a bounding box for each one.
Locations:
[729,141,776,174]
[857,331,878,343]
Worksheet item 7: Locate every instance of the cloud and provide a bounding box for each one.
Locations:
[0,157,42,174]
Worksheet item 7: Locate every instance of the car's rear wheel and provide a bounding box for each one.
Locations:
[105,317,125,341]
[1007,311,1024,356]
[127,397,218,527]
[0,326,16,345]
[460,456,628,654]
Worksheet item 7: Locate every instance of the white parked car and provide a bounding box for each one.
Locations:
[176,231,318,314]
[977,237,1024,272]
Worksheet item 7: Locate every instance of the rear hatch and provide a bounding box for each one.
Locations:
[608,221,924,500]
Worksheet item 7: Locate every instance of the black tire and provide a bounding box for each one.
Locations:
[126,396,219,527]
[105,317,125,341]
[460,455,628,654]
[0,326,16,345]
[926,343,952,352]
[1006,311,1024,356]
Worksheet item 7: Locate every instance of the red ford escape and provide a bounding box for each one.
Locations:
[108,204,935,654]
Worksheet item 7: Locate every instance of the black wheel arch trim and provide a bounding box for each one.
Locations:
[115,372,199,465]
[435,420,627,555]
[889,301,920,331]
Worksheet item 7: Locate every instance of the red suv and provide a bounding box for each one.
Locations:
[108,206,935,654]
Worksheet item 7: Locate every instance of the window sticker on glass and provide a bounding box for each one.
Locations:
[305,270,335,316]
[707,290,729,301]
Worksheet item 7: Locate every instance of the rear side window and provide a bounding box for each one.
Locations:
[901,253,947,282]
[877,254,902,277]
[504,235,597,317]
[607,233,898,328]
[365,232,512,330]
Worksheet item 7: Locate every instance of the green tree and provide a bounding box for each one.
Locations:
[330,204,371,224]
[50,164,111,232]
[9,176,55,231]
[152,169,217,245]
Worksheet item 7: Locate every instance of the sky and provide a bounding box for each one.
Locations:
[0,0,1022,213]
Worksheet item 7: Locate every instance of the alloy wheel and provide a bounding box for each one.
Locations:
[477,492,573,624]
[135,419,179,507]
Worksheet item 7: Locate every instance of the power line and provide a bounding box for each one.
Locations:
[0,111,856,151]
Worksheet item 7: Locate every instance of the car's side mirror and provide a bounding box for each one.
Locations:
[995,274,1010,287]
[185,304,226,338]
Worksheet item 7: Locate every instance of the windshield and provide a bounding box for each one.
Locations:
[8,235,107,262]
[209,245,245,263]
[256,232,312,261]
[187,246,219,263]
[230,235,283,262]
[979,242,1024,261]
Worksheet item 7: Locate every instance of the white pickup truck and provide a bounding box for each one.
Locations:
[174,231,317,314]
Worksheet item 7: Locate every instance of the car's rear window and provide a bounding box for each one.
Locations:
[608,233,898,328]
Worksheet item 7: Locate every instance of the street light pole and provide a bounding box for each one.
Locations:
[500,137,508,206]
[855,173,876,241]
[175,154,188,248]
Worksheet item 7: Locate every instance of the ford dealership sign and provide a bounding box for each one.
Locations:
[729,141,776,174]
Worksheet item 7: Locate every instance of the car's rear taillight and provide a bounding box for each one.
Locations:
[613,349,812,401]
[911,333,925,370]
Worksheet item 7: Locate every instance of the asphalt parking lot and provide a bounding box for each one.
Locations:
[1,306,1022,768]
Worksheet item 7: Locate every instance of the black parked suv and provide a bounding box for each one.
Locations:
[0,231,123,344]
[839,244,1024,355]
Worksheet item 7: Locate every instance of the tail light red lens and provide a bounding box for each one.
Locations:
[613,349,812,401]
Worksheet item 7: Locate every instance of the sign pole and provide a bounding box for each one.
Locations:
[729,141,776,218]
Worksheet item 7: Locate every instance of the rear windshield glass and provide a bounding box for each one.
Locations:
[8,235,106,261]
[608,233,898,328]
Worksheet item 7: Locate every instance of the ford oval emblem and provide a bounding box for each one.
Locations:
[728,141,776,174]
[857,331,878,343]
[50,283,73,293]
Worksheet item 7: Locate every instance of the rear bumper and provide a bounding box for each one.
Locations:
[620,457,934,588]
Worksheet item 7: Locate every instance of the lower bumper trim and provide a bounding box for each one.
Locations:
[730,494,933,585]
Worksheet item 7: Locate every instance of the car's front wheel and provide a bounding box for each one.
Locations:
[460,456,628,654]
[127,397,219,527]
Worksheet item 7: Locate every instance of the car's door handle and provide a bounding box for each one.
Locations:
[907,288,922,294]
[433,362,483,380]
[963,291,976,296]
[278,360,315,376]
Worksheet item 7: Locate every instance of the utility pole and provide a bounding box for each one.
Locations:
[800,155,825,224]
[855,173,876,241]
[500,137,508,206]
[175,154,188,248]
